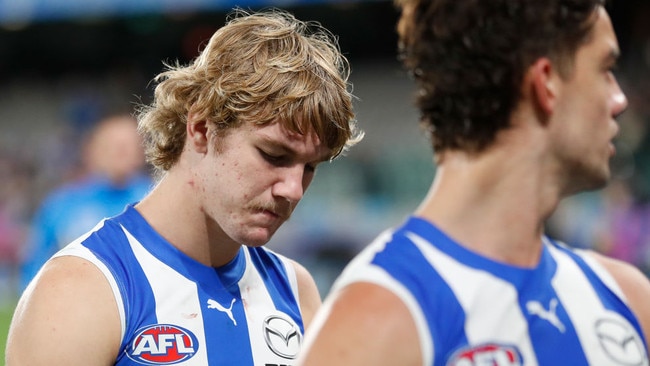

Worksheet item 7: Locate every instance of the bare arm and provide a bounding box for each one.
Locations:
[591,252,650,351]
[297,282,422,366]
[290,260,322,330]
[6,255,122,366]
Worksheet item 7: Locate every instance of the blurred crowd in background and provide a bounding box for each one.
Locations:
[0,0,649,301]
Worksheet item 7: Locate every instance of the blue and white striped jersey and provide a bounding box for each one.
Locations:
[54,205,304,366]
[333,216,649,366]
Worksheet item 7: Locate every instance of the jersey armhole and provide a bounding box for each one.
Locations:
[334,262,434,366]
[54,243,127,342]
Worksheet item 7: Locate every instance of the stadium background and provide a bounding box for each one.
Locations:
[0,0,649,358]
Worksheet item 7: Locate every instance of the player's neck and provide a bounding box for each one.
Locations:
[135,172,241,268]
[415,148,559,267]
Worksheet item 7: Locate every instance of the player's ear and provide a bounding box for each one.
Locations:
[187,112,209,154]
[526,57,558,116]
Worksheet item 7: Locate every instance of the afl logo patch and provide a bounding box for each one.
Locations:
[447,343,523,366]
[263,314,302,359]
[595,318,647,365]
[126,324,199,365]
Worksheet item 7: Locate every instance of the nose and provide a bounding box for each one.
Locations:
[612,79,628,118]
[272,165,305,203]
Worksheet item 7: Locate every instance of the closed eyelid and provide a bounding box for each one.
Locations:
[258,136,330,164]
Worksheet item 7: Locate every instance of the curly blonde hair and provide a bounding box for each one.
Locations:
[137,9,363,173]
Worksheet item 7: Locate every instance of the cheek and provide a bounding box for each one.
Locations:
[222,157,269,201]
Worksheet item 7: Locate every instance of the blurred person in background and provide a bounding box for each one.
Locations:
[0,151,33,299]
[6,8,362,366]
[298,0,650,365]
[18,114,152,292]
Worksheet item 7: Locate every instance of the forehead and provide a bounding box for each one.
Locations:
[578,7,619,59]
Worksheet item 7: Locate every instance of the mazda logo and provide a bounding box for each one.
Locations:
[262,314,302,359]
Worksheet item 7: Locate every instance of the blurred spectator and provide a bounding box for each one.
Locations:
[18,114,152,291]
[549,176,650,277]
[0,152,31,261]
[0,151,33,300]
[601,177,650,276]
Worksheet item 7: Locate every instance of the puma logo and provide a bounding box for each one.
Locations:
[526,298,565,333]
[207,298,237,326]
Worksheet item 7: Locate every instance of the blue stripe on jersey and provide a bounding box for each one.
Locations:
[513,247,588,365]
[371,228,469,365]
[203,249,254,365]
[248,247,304,333]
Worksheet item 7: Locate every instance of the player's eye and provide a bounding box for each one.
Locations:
[259,149,287,166]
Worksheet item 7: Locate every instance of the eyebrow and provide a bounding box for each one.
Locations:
[259,135,331,163]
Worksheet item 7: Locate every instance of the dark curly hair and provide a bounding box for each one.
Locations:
[396,0,605,154]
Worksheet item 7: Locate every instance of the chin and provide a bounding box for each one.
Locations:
[565,163,610,195]
[576,171,610,194]
[242,240,270,248]
[239,229,276,247]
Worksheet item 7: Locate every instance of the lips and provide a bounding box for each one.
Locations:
[261,208,282,220]
[253,203,291,222]
[609,142,616,157]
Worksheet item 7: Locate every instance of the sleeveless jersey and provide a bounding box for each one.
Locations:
[333,216,649,366]
[54,205,304,366]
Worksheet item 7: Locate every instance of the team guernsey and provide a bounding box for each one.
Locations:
[54,205,303,366]
[333,216,649,366]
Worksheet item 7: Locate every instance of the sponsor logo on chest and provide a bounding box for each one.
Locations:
[447,343,523,366]
[126,324,198,365]
[263,314,302,360]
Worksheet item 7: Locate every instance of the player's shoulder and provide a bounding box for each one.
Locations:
[25,254,111,296]
[8,255,122,364]
[301,280,422,365]
[588,251,650,296]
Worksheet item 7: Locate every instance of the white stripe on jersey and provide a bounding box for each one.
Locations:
[573,246,626,300]
[280,250,301,305]
[238,248,304,364]
[240,247,276,364]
